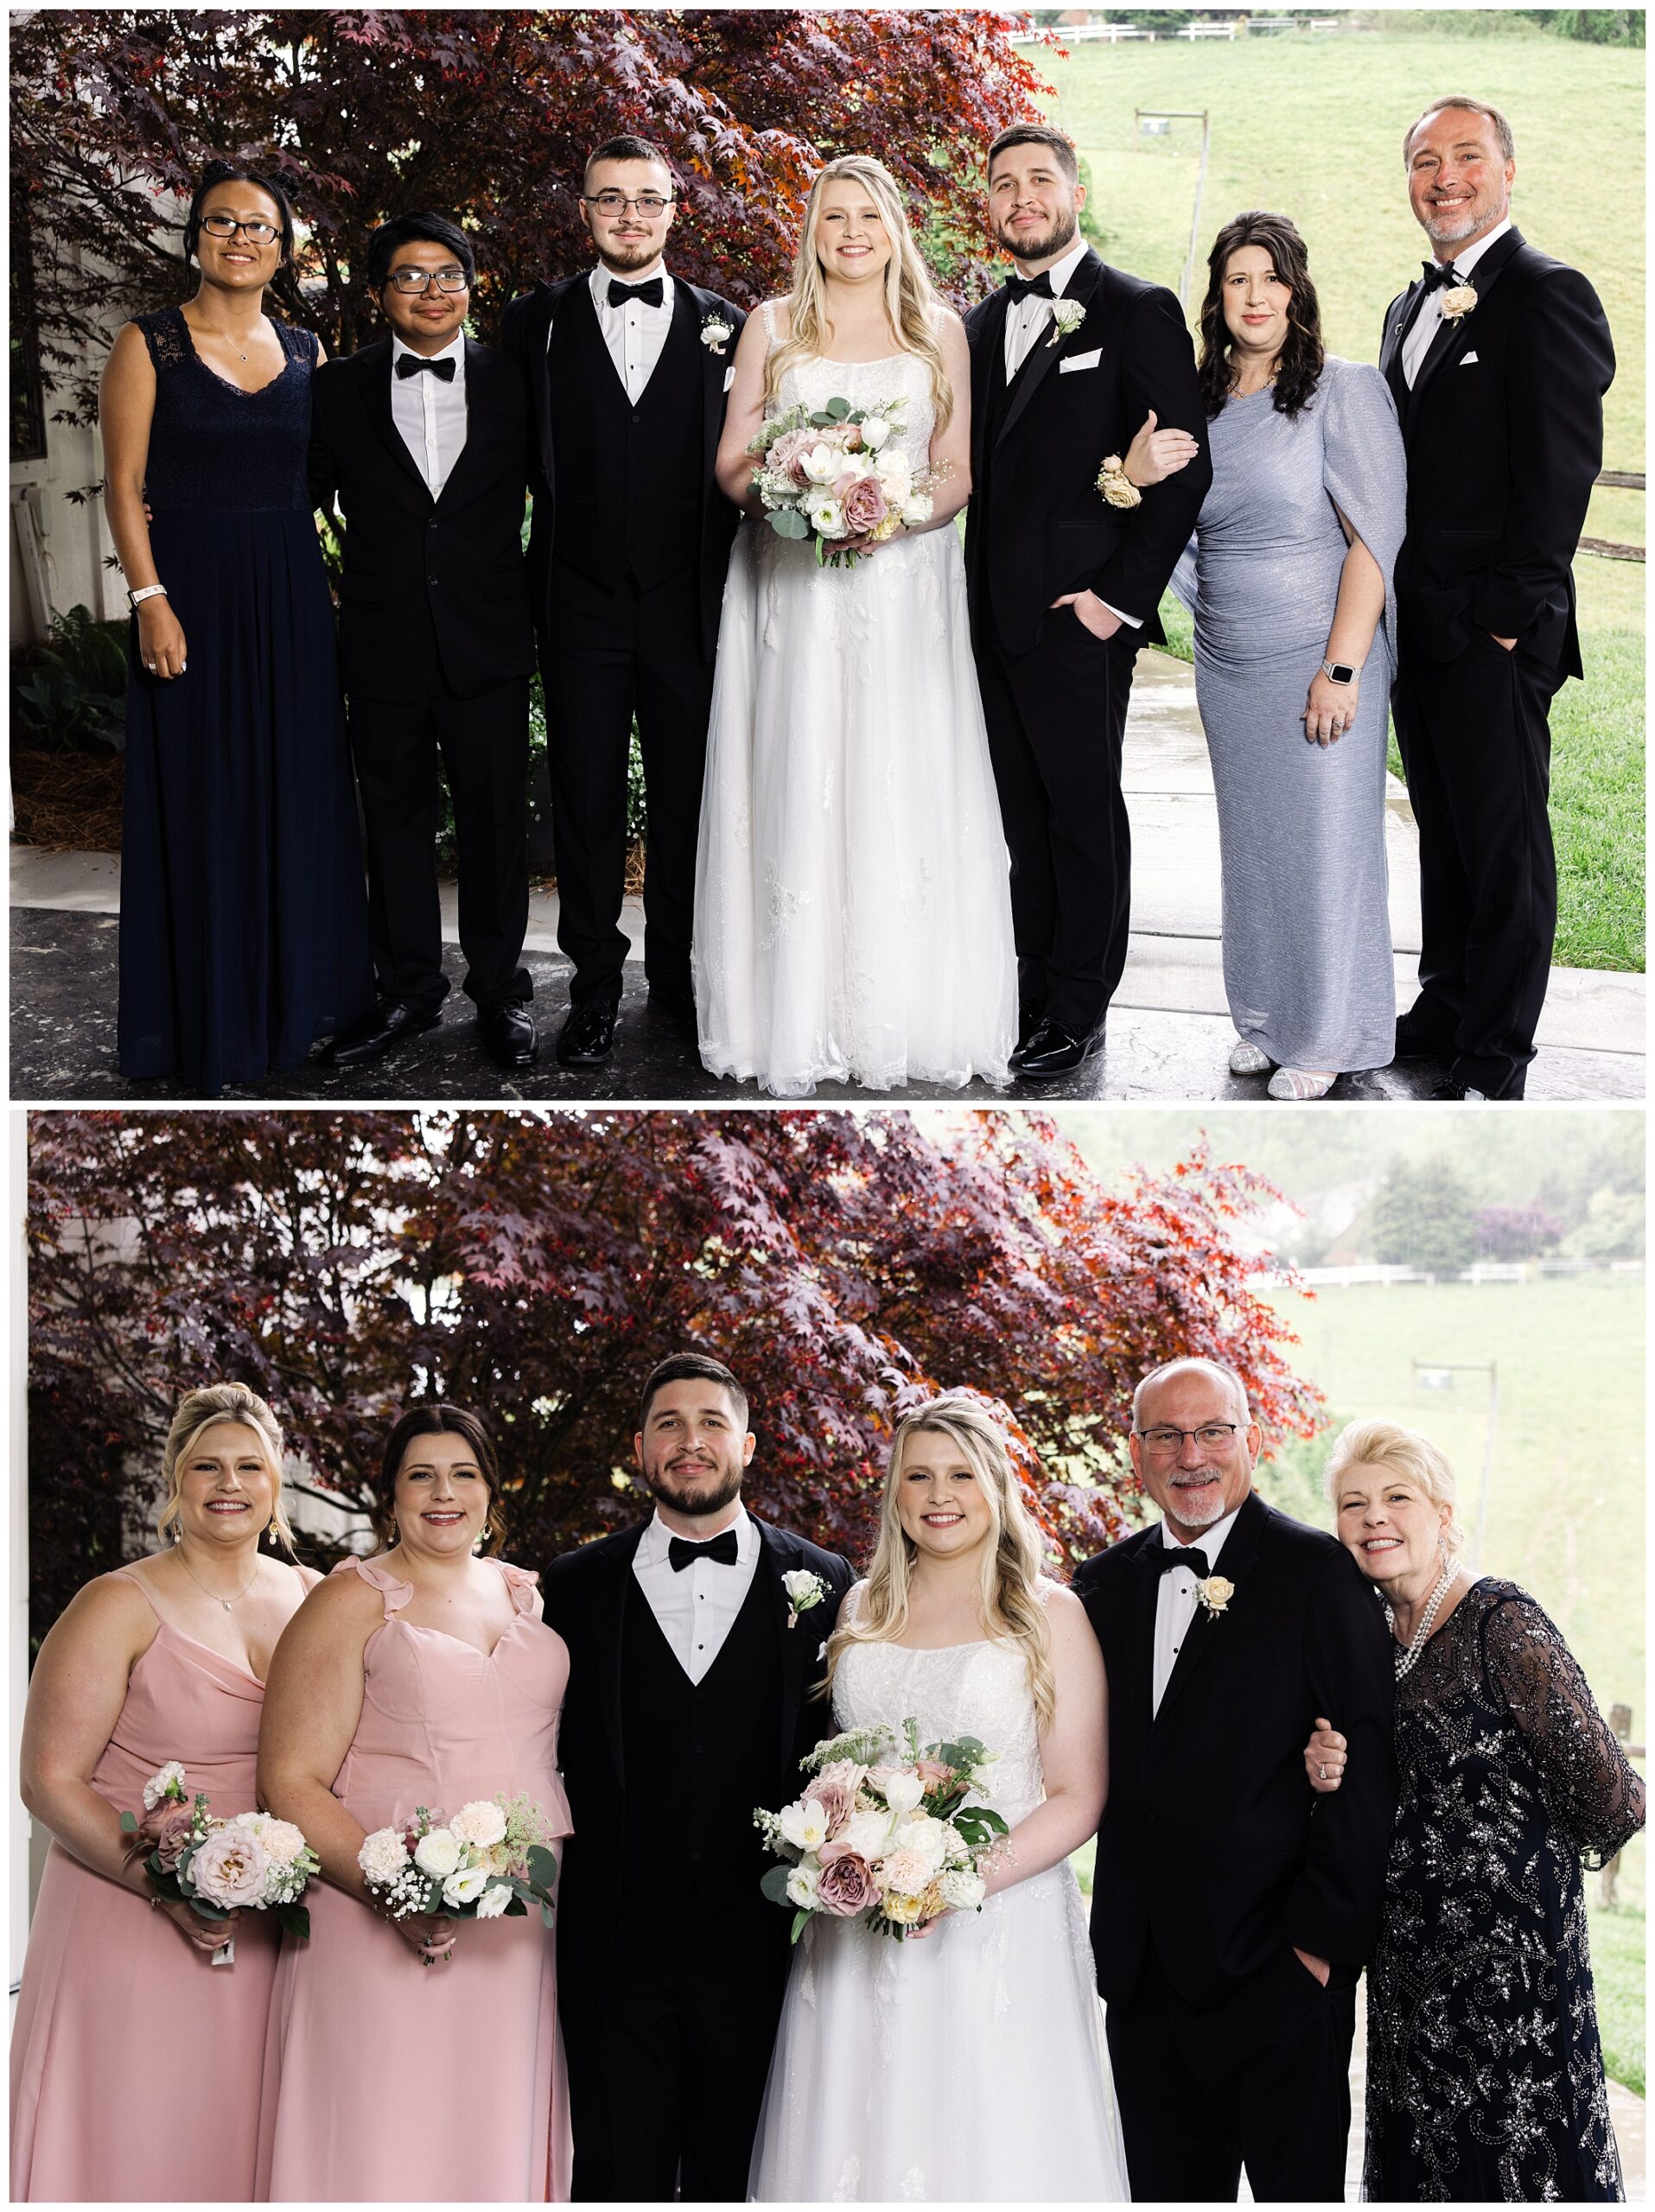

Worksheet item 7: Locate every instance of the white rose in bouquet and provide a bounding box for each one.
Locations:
[786,1863,821,1909]
[939,1866,987,1911]
[858,414,892,451]
[414,1827,462,1879]
[891,1814,950,1870]
[442,1864,492,1909]
[900,490,934,528]
[778,1798,831,1854]
[873,448,912,502]
[450,1799,509,1850]
[359,1827,412,1885]
[840,1808,893,1861]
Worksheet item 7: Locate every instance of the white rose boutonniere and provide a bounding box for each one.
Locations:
[1439,283,1478,323]
[1195,1575,1235,1618]
[701,313,735,356]
[782,1568,829,1629]
[1047,297,1087,347]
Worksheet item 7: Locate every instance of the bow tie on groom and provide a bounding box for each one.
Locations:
[667,1528,740,1571]
[608,276,665,309]
[395,353,456,380]
[1004,269,1055,304]
[1158,1547,1211,1580]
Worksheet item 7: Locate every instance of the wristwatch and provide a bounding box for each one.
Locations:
[128,583,169,609]
[1321,658,1355,685]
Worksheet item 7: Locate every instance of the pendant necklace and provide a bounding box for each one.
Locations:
[176,1546,259,1611]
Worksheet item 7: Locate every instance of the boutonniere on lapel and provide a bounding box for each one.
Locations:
[782,1569,828,1629]
[1047,297,1086,348]
[701,312,735,356]
[1439,283,1478,323]
[1095,454,1143,511]
[1195,1575,1235,1618]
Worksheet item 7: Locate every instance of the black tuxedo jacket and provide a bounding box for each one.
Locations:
[499,273,746,659]
[963,250,1211,656]
[539,1512,853,1986]
[1074,1489,1395,2010]
[1379,226,1613,677]
[307,337,534,705]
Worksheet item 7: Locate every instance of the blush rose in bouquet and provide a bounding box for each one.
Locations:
[748,396,944,568]
[356,1794,559,1964]
[120,1760,320,1965]
[754,1718,1009,1942]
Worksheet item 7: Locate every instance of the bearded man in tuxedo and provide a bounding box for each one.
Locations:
[1383,97,1614,1100]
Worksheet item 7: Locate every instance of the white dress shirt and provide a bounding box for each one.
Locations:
[589,262,676,403]
[631,1501,760,1683]
[389,332,468,499]
[1402,215,1512,388]
[1152,1501,1244,1714]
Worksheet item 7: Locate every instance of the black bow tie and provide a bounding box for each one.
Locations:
[1419,260,1464,292]
[609,276,665,310]
[668,1529,739,1573]
[396,353,456,381]
[1158,1547,1211,1580]
[1005,270,1054,304]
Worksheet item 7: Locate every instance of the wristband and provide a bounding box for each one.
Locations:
[129,583,169,609]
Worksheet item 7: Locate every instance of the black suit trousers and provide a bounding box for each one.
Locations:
[541,559,715,1006]
[347,675,532,1013]
[561,1894,786,2203]
[974,605,1138,1033]
[1106,1942,1356,2203]
[1392,623,1561,1096]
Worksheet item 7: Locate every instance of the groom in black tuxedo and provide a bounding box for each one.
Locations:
[311,212,538,1072]
[501,137,745,1069]
[539,1354,853,2202]
[1383,97,1614,1100]
[1074,1358,1395,2202]
[964,125,1210,1077]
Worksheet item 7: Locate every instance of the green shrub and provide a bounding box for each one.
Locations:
[11,603,128,753]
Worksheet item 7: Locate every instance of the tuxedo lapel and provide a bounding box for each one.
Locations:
[996,249,1105,452]
[358,340,433,500]
[971,288,1012,486]
[1407,226,1526,423]
[1149,1489,1270,1734]
[596,1523,646,1794]
[755,1520,810,1773]
[431,337,492,509]
[1123,1535,1162,1739]
[1378,285,1418,413]
[680,280,728,497]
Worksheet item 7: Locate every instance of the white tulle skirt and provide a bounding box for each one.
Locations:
[692,518,1017,1098]
[748,1860,1131,2202]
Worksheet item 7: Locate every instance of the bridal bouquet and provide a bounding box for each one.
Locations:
[121,1760,320,1964]
[748,397,940,567]
[755,1718,1009,1942]
[357,1795,559,1961]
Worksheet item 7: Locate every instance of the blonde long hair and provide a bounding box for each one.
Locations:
[824,1395,1056,1728]
[157,1382,296,1554]
[766,154,953,431]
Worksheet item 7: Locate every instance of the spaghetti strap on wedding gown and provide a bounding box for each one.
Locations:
[693,303,1016,1096]
[748,1610,1130,2201]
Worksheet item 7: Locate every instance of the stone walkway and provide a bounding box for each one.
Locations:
[10,651,1643,1103]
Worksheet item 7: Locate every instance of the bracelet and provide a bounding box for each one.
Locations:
[1095,455,1142,511]
[128,583,168,609]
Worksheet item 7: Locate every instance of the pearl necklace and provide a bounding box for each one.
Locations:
[1385,1560,1457,1680]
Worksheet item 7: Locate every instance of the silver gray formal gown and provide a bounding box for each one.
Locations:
[1173,357,1406,1071]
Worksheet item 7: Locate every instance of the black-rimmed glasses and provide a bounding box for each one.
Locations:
[582,191,673,217]
[1134,1422,1241,1454]
[385,266,472,295]
[200,215,281,245]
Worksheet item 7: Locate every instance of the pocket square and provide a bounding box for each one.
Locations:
[723,365,735,393]
[1059,349,1103,374]
[1459,351,1480,365]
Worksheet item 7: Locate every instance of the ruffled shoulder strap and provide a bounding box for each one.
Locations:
[493,1558,542,1618]
[332,1553,412,1617]
[761,297,782,350]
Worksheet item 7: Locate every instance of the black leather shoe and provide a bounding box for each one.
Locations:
[1009,1017,1105,1077]
[1429,1077,1487,1101]
[326,998,442,1068]
[1015,1004,1046,1055]
[556,999,619,1067]
[478,1001,538,1071]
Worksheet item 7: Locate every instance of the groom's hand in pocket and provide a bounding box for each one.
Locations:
[1293,1946,1332,1987]
[1050,588,1122,643]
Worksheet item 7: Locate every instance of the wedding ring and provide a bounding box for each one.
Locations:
[145,660,156,671]
[1319,1764,1327,1779]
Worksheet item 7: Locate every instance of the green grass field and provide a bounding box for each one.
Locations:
[1040,26,1646,969]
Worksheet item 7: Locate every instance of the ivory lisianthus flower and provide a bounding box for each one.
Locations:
[786,1863,821,1909]
[442,1865,492,1909]
[475,1883,514,1919]
[143,1761,188,1812]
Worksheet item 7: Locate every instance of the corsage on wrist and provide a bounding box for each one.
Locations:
[1096,455,1142,511]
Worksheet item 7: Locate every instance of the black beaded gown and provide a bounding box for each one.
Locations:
[1365,1578,1645,2202]
[118,307,373,1093]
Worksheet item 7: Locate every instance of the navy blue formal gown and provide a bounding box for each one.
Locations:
[118,307,373,1091]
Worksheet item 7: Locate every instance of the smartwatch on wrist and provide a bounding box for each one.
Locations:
[1321,658,1356,685]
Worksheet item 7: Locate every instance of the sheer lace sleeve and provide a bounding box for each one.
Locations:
[1481,1590,1646,1866]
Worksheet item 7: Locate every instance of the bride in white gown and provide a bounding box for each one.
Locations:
[748,1396,1130,2202]
[694,156,1016,1096]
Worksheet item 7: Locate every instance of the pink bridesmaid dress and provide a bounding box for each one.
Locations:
[257,1555,573,2202]
[10,1572,282,2202]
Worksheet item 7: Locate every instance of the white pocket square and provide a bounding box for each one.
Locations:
[723,365,735,393]
[1059,349,1102,374]
[1459,351,1480,365]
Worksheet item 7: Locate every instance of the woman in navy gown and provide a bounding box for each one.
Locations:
[101,160,372,1093]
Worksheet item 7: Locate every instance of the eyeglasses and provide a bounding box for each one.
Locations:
[385,265,471,295]
[1134,1423,1241,1455]
[200,215,281,245]
[582,192,673,218]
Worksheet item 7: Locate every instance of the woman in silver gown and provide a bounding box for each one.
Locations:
[1147,211,1407,1099]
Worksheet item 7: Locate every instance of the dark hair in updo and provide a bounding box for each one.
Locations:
[372,1403,507,1556]
[183,159,297,267]
[1197,209,1325,423]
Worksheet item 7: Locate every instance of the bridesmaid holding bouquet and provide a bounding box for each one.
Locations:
[11,1384,318,2202]
[256,1405,573,2202]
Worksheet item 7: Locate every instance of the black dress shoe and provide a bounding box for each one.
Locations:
[556,998,619,1067]
[1429,1077,1487,1101]
[1009,1017,1105,1077]
[1015,1004,1047,1055]
[326,998,442,1068]
[478,1001,538,1071]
